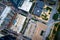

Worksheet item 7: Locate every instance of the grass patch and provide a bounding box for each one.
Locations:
[41,14,48,20]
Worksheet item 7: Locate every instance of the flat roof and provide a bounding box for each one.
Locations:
[36,1,44,8]
[24,20,47,40]
[18,1,33,12]
[33,7,42,16]
[32,22,47,40]
[10,0,24,8]
[10,14,26,33]
[24,20,36,38]
[0,6,11,26]
[33,1,44,16]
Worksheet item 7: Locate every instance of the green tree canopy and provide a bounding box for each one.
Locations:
[53,13,58,21]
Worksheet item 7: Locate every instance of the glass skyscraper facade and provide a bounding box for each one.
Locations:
[10,0,24,8]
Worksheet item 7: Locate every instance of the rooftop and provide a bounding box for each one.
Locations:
[33,1,44,16]
[10,14,26,33]
[18,1,33,12]
[0,3,11,27]
[32,22,47,40]
[24,20,36,38]
[24,19,47,40]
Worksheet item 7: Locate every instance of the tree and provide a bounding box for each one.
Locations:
[53,13,58,21]
[58,7,60,13]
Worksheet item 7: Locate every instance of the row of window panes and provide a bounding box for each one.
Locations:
[1,11,15,26]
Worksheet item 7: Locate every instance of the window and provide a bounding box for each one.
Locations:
[4,18,10,23]
[13,0,18,4]
[10,12,14,17]
[18,1,23,7]
[8,11,15,17]
[1,21,5,26]
[40,30,45,36]
[13,19,17,25]
[0,18,1,20]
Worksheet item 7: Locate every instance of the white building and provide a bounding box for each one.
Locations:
[18,1,33,12]
[0,3,11,30]
[10,14,26,33]
[0,3,16,30]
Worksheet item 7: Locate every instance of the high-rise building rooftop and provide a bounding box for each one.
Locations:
[0,3,17,30]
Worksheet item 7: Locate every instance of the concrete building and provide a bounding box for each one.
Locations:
[32,22,47,40]
[9,0,33,12]
[10,14,26,33]
[0,3,13,30]
[24,20,37,38]
[33,1,44,16]
[18,1,33,12]
[0,3,28,38]
[0,3,29,40]
[24,19,47,40]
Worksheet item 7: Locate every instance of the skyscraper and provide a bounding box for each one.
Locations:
[9,0,24,8]
[0,3,17,30]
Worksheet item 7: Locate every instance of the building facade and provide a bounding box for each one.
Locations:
[9,0,24,8]
[0,3,17,30]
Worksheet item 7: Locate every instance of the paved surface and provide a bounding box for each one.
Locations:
[43,0,59,40]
